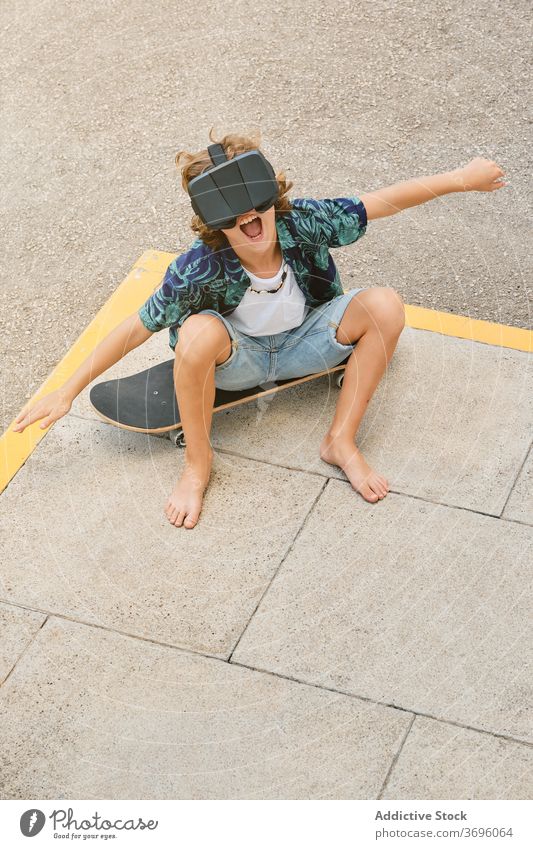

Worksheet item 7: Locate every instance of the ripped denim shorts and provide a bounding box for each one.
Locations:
[177,287,366,391]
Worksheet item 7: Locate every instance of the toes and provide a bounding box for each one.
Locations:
[165,505,178,522]
[358,482,378,502]
[367,479,385,499]
[372,477,390,498]
[165,506,185,526]
[183,512,199,529]
[164,498,202,528]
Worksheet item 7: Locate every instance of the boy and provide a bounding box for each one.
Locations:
[13,131,507,529]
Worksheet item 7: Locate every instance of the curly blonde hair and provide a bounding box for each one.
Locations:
[175,127,294,252]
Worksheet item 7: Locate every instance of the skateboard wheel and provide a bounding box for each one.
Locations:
[336,372,345,389]
[168,428,186,448]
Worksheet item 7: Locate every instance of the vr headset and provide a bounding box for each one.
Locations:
[187,143,279,230]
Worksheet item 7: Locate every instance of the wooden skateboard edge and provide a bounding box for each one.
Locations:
[89,362,348,435]
[90,406,174,435]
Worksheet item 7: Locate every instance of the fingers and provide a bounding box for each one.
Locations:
[14,404,32,424]
[12,411,35,432]
[489,171,508,190]
[479,159,508,191]
[18,409,40,430]
[464,158,507,192]
[485,160,505,178]
[482,159,504,174]
[12,391,70,433]
[12,406,51,433]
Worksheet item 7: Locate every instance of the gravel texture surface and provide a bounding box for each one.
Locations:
[1,0,531,429]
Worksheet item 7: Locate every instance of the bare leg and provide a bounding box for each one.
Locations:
[164,315,232,528]
[320,287,405,503]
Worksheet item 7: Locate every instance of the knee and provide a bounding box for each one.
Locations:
[174,314,229,365]
[366,287,405,335]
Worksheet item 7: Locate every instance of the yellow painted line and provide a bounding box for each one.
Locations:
[405,304,532,352]
[1,251,531,495]
[0,250,175,495]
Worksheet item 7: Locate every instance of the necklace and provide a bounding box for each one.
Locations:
[248,262,288,295]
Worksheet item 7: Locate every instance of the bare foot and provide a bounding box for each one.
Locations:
[319,434,389,503]
[164,451,213,528]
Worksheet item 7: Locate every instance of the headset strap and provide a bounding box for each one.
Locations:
[207,143,227,167]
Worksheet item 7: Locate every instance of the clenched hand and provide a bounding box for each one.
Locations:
[452,157,508,192]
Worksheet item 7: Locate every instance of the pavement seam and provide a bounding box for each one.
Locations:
[0,613,49,688]
[376,712,417,800]
[498,436,533,519]
[207,446,533,526]
[2,606,531,750]
[5,428,531,527]
[15,420,531,526]
[226,476,329,661]
[214,445,333,480]
[227,658,533,749]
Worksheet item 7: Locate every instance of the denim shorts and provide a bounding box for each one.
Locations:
[186,287,366,391]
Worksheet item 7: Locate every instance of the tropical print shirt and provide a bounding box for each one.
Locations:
[138,196,367,350]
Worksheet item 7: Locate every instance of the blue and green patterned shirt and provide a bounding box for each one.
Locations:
[138,196,367,350]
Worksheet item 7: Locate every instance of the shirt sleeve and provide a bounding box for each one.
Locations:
[138,259,191,332]
[298,196,368,248]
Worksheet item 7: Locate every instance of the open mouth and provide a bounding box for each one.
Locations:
[239,214,263,242]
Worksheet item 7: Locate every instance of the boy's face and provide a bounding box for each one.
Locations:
[219,205,277,257]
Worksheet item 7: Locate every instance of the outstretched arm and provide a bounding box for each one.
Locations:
[359,157,507,221]
[13,313,153,433]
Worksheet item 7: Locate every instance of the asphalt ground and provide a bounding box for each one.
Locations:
[1,0,531,431]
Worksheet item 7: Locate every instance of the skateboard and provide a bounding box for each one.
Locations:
[89,357,349,447]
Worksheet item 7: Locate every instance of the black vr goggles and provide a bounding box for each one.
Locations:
[187,143,279,230]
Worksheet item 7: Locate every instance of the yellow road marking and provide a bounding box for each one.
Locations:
[0,250,174,495]
[1,252,532,495]
[405,304,532,352]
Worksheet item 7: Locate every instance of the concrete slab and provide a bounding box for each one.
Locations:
[232,480,533,742]
[0,417,325,658]
[0,617,412,799]
[0,603,46,684]
[206,327,533,516]
[503,443,533,526]
[383,715,533,800]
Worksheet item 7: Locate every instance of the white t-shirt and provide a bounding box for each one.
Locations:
[227,260,309,336]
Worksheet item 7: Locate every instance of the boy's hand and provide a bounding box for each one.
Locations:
[12,388,73,433]
[451,157,508,192]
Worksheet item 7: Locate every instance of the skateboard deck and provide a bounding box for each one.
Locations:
[89,358,349,444]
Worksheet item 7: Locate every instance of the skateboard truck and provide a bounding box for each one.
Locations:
[168,428,186,448]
